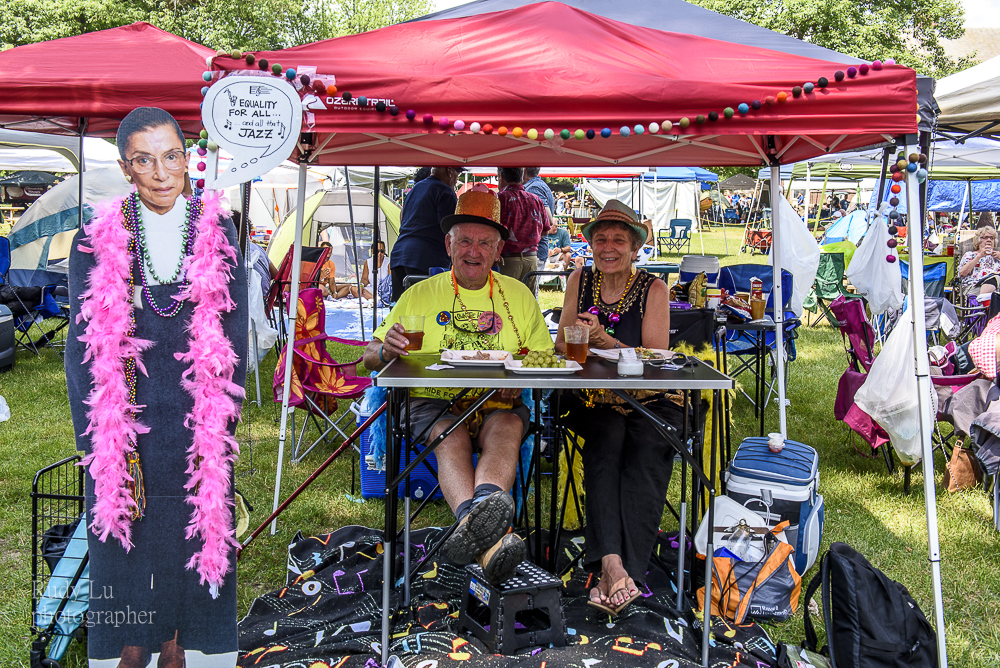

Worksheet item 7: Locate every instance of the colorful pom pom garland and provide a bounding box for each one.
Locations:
[198,51,903,164]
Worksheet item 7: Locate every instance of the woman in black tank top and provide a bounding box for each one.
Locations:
[555,200,683,616]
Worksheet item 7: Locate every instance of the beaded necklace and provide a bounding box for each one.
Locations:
[587,267,637,336]
[121,193,200,318]
[450,270,524,352]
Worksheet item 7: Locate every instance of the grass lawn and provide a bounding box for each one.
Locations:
[3,226,998,667]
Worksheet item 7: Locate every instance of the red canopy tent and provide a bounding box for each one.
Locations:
[0,22,212,137]
[211,2,916,167]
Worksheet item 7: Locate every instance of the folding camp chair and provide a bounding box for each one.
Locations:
[802,252,857,327]
[719,265,798,416]
[656,219,692,256]
[723,208,741,225]
[830,295,895,472]
[272,288,372,463]
[266,244,332,347]
[899,260,953,343]
[0,236,63,355]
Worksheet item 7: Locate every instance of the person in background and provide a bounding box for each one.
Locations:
[318,241,351,299]
[363,186,551,584]
[524,168,556,290]
[497,167,547,293]
[390,166,463,301]
[958,226,1000,300]
[413,166,432,184]
[555,193,568,215]
[356,240,390,302]
[546,217,579,270]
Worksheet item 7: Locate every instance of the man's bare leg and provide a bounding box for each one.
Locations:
[427,419,474,514]
[474,412,523,491]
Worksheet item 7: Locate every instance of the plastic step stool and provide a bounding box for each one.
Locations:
[457,561,566,654]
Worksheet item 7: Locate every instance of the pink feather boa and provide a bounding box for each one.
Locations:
[77,193,244,597]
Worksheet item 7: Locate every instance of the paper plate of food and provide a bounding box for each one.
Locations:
[505,351,581,374]
[440,349,511,366]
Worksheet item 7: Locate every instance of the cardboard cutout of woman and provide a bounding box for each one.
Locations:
[65,107,248,667]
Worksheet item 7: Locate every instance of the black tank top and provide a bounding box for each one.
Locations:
[576,266,661,348]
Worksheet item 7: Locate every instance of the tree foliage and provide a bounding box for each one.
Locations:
[0,0,432,51]
[692,0,976,78]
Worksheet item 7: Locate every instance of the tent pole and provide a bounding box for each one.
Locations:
[904,136,949,668]
[718,182,729,254]
[77,118,87,231]
[804,163,811,225]
[875,146,892,210]
[344,167,366,341]
[241,181,262,407]
[813,170,830,233]
[373,166,381,332]
[272,159,309,535]
[956,182,968,235]
[968,177,974,226]
[769,163,787,436]
[698,182,705,254]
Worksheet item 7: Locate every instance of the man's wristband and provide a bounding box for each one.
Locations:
[378,344,388,363]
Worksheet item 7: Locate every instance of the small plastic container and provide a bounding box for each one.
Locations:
[617,351,644,376]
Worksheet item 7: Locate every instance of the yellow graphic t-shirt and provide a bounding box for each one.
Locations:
[373,271,553,400]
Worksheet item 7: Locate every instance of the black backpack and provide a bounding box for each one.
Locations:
[801,542,938,668]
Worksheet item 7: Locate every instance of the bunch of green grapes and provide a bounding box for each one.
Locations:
[521,350,567,368]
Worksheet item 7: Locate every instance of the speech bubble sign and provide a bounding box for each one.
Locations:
[202,74,302,190]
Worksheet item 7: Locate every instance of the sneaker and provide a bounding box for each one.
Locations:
[477,533,526,584]
[441,491,514,565]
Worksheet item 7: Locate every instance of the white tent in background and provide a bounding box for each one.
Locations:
[936,54,1000,139]
[0,129,120,172]
[7,168,132,286]
[584,178,699,233]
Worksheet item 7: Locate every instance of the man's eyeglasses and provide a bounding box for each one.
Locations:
[125,150,187,175]
[450,293,497,335]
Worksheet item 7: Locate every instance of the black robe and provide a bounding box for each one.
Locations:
[65,205,248,662]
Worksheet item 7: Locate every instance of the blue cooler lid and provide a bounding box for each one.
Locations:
[729,437,818,486]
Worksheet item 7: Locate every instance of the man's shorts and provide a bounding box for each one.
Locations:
[402,397,531,446]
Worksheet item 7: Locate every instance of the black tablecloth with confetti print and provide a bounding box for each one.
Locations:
[239,526,778,668]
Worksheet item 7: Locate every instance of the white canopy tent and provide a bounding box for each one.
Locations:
[584,178,699,232]
[936,54,1000,141]
[0,130,121,172]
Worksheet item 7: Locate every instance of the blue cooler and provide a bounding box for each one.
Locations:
[0,305,14,372]
[725,437,824,575]
[356,408,445,501]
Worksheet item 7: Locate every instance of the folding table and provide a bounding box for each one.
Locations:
[374,354,733,668]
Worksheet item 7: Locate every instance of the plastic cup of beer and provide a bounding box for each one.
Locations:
[749,298,766,321]
[401,315,425,351]
[564,325,590,364]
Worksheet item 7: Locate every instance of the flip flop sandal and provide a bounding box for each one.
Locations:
[586,577,636,616]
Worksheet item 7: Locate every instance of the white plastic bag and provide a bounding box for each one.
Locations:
[846,209,903,315]
[853,307,936,465]
[0,395,9,422]
[776,196,821,317]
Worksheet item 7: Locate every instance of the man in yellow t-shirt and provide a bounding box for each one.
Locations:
[364,185,551,584]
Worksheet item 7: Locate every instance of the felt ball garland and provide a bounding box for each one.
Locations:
[200,54,895,156]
